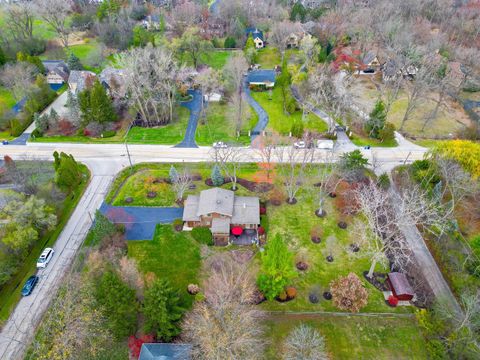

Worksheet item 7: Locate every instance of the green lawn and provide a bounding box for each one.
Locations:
[256,47,281,68]
[0,86,16,109]
[128,225,201,308]
[251,87,329,135]
[180,50,237,70]
[126,107,189,145]
[350,134,398,148]
[264,314,427,360]
[0,164,90,327]
[110,163,260,207]
[259,184,410,314]
[195,102,253,145]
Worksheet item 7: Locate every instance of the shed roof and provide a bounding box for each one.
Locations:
[139,343,192,360]
[388,272,414,296]
[247,70,276,84]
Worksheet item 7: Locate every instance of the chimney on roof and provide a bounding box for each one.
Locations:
[243,203,246,209]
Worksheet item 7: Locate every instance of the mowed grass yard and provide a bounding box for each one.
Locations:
[252,87,329,135]
[256,47,281,68]
[347,76,472,137]
[127,225,201,308]
[264,314,427,360]
[127,103,256,146]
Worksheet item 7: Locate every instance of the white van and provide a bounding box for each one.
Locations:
[317,140,334,150]
[37,248,55,269]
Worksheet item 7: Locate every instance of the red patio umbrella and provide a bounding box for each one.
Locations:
[231,226,243,236]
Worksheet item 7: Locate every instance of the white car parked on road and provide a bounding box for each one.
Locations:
[293,141,306,149]
[36,248,54,269]
[213,141,228,149]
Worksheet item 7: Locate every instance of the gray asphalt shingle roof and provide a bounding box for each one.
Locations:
[197,188,234,217]
[247,70,276,84]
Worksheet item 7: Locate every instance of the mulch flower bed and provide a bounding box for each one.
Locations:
[286,198,297,205]
[350,243,360,252]
[326,255,334,262]
[174,224,183,232]
[205,177,274,193]
[153,177,170,184]
[313,182,322,187]
[311,236,321,244]
[329,192,337,198]
[252,289,266,305]
[315,209,327,218]
[175,198,185,206]
[146,191,157,198]
[323,291,332,300]
[309,292,320,304]
[338,221,348,229]
[296,261,308,271]
[363,271,390,291]
[124,197,133,204]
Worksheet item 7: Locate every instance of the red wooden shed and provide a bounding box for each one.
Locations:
[387,272,414,301]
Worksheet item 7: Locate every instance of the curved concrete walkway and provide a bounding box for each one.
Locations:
[175,89,202,148]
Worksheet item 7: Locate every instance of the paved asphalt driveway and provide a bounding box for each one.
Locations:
[243,81,269,141]
[175,89,202,148]
[99,203,184,240]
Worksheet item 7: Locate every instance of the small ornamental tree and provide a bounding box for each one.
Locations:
[211,164,224,186]
[67,53,83,70]
[330,272,368,313]
[143,278,185,342]
[257,234,296,300]
[283,324,327,360]
[169,165,179,183]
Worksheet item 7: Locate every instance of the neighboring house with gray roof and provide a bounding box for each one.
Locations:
[42,60,70,85]
[247,70,276,89]
[183,188,260,246]
[68,70,97,94]
[139,343,192,360]
[99,67,127,99]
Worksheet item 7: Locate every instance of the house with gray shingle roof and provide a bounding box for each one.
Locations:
[42,60,70,85]
[247,70,276,89]
[68,70,97,94]
[183,188,260,246]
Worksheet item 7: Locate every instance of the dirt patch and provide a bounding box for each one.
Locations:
[363,271,390,292]
[230,249,255,264]
[205,177,274,193]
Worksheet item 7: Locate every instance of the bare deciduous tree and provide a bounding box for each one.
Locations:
[172,167,193,202]
[115,45,179,126]
[3,2,35,43]
[223,53,249,132]
[0,62,37,101]
[275,144,314,203]
[283,324,328,360]
[182,254,265,359]
[35,0,72,48]
[210,146,243,191]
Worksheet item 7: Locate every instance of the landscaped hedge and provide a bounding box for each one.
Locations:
[191,227,213,246]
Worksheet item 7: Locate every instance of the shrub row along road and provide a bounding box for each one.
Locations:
[0,143,427,359]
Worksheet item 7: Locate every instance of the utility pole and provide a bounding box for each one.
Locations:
[124,121,134,173]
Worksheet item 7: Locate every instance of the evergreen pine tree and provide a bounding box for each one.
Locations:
[276,57,292,113]
[211,164,224,186]
[90,79,117,124]
[365,99,387,139]
[143,279,185,341]
[49,108,60,128]
[169,165,179,183]
[244,34,257,64]
[0,46,6,66]
[54,152,82,192]
[67,53,83,70]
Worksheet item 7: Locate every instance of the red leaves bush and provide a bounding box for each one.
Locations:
[260,207,267,215]
[128,334,155,359]
[388,295,399,307]
[258,226,265,235]
[58,119,75,136]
